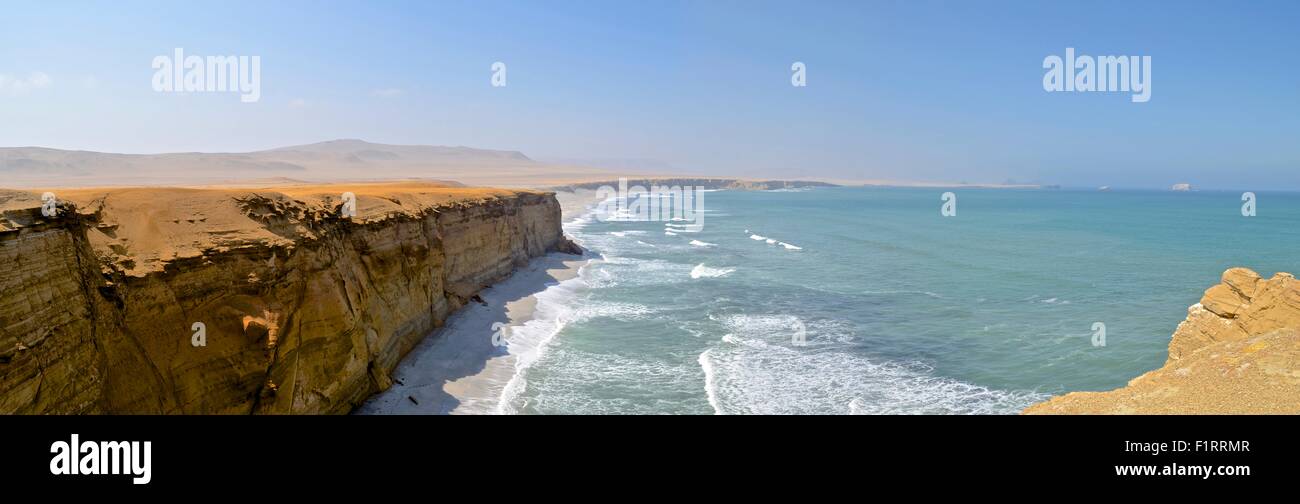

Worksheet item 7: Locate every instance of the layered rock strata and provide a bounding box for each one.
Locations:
[0,183,577,414]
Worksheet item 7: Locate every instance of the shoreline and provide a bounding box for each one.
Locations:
[357,189,602,414]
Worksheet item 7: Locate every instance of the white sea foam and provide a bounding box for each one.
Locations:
[747,232,803,251]
[494,203,647,414]
[690,263,735,279]
[495,264,658,415]
[698,314,1045,415]
[490,273,587,414]
[699,349,721,413]
[594,256,695,286]
[689,240,716,247]
[766,187,813,192]
[519,344,708,414]
[862,290,943,299]
[581,263,618,288]
[572,300,654,321]
[664,230,678,236]
[479,206,609,414]
[561,212,595,243]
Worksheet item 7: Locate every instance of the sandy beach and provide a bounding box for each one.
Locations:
[357,189,600,414]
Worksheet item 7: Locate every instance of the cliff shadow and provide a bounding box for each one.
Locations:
[355,250,589,415]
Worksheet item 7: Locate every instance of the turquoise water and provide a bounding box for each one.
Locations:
[506,187,1300,414]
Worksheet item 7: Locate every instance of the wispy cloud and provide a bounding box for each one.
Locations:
[0,71,52,95]
[288,98,308,108]
[371,88,403,97]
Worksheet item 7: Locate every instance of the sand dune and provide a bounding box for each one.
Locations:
[0,139,617,189]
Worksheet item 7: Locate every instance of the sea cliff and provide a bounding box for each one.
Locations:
[0,182,577,414]
[1025,268,1300,414]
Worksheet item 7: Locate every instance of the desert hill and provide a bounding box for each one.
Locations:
[0,140,614,188]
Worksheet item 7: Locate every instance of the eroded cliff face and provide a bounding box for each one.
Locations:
[0,183,577,414]
[1025,268,1300,414]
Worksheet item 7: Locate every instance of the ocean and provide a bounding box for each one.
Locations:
[498,187,1300,414]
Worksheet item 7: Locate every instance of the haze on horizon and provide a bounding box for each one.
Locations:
[1,0,1297,190]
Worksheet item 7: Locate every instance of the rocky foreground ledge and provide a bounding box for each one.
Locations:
[1025,268,1300,414]
[0,182,578,414]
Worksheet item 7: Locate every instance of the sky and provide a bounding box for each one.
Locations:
[0,0,1297,189]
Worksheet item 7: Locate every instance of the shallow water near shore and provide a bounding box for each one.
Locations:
[499,187,1300,414]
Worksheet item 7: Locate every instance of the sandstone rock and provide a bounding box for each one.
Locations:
[1200,267,1260,318]
[554,237,584,256]
[1025,267,1300,414]
[0,183,573,414]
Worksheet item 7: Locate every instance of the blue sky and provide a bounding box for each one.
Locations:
[0,0,1297,189]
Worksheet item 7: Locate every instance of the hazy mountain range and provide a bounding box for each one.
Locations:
[0,139,617,188]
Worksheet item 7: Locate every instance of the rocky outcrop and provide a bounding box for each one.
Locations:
[1025,268,1300,414]
[0,183,576,414]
